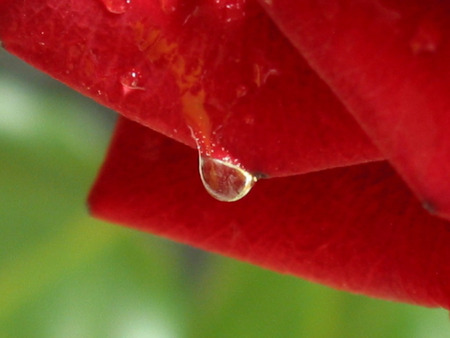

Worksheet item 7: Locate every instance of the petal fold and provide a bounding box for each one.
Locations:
[0,0,381,177]
[261,0,450,218]
[90,118,450,309]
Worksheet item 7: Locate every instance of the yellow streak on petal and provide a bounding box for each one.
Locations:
[132,22,212,152]
[253,63,262,88]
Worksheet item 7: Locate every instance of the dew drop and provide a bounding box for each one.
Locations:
[37,31,47,47]
[120,69,145,93]
[101,0,131,14]
[199,156,257,202]
[213,0,247,23]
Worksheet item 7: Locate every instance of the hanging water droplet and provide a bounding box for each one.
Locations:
[120,69,145,93]
[199,156,257,202]
[101,0,131,14]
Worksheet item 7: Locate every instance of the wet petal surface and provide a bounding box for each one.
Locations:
[262,0,450,219]
[0,0,381,178]
[90,118,450,309]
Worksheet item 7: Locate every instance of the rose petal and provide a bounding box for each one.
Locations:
[0,0,381,177]
[261,0,450,218]
[90,117,450,309]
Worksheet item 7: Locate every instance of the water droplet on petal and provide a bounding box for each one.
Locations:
[120,69,146,93]
[213,0,247,23]
[101,0,131,14]
[199,156,257,202]
[36,31,47,47]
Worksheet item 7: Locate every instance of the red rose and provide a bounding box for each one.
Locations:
[1,0,450,309]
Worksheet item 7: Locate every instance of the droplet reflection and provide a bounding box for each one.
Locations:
[101,0,131,14]
[199,156,257,202]
[120,69,145,92]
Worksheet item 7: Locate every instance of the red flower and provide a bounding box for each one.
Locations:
[1,0,450,308]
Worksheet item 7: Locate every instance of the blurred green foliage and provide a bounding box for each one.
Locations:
[1,49,449,338]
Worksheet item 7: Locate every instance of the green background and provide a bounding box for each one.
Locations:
[0,48,449,338]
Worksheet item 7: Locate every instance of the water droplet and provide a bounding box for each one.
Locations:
[101,0,131,14]
[213,0,247,23]
[120,69,146,93]
[37,31,47,47]
[199,156,257,202]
